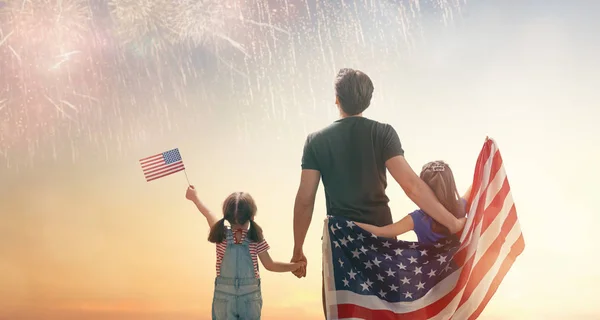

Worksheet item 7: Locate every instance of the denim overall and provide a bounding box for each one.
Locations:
[212,228,263,320]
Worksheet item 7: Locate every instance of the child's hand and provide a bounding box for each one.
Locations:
[185,185,199,202]
[292,261,307,273]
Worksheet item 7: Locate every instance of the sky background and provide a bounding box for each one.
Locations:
[1,0,599,319]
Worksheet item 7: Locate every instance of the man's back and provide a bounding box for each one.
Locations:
[301,116,404,227]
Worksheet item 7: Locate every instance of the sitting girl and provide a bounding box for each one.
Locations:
[356,160,471,244]
[186,186,305,320]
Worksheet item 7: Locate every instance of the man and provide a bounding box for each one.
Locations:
[290,68,466,317]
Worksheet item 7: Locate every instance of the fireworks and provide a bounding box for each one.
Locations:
[170,0,246,53]
[0,0,97,157]
[0,0,95,96]
[108,0,177,52]
[0,0,468,169]
[0,0,92,50]
[109,0,246,54]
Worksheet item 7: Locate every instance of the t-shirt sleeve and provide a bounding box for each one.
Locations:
[301,134,320,170]
[409,210,425,225]
[382,124,405,161]
[409,210,427,239]
[256,239,270,254]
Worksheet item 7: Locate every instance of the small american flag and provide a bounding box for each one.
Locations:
[139,148,185,182]
[322,138,524,319]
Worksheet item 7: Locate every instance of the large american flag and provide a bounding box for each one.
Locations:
[322,138,524,319]
[139,148,185,182]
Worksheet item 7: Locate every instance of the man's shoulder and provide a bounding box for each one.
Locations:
[307,118,393,139]
[368,118,395,131]
[356,117,395,134]
[305,122,336,143]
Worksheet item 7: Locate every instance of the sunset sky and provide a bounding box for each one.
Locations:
[1,0,599,319]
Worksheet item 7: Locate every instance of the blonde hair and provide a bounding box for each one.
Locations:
[420,161,465,235]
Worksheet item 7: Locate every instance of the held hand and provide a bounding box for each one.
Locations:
[450,217,467,234]
[291,248,307,278]
[185,185,199,202]
[291,261,307,273]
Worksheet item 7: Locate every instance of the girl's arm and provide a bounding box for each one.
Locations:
[192,198,220,228]
[258,251,306,273]
[186,186,219,228]
[355,215,414,238]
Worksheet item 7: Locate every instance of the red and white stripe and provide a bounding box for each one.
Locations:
[139,152,185,182]
[215,229,270,278]
[323,137,525,320]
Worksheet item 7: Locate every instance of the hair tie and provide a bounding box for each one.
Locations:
[432,164,445,172]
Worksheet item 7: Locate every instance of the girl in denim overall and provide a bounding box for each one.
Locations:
[186,186,305,320]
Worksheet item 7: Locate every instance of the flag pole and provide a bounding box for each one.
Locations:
[179,148,191,186]
[184,169,191,186]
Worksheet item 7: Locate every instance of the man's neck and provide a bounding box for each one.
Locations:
[340,112,363,119]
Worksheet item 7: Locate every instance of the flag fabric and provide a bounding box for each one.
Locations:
[322,137,525,320]
[139,148,185,182]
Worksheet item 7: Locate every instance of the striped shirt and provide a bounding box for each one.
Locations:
[216,229,270,278]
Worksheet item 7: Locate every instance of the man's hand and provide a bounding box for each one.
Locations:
[452,217,467,235]
[291,248,307,278]
[386,155,462,233]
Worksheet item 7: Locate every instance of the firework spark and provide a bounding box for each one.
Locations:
[108,0,177,52]
[109,0,254,55]
[0,0,96,156]
[170,0,245,51]
[0,0,92,49]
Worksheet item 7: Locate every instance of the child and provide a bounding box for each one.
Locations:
[356,160,471,244]
[185,186,305,320]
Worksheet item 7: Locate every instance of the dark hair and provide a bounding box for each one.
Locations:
[419,161,465,235]
[208,192,264,243]
[334,68,374,116]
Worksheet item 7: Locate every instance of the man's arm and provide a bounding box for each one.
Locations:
[292,169,320,276]
[463,184,473,201]
[386,155,463,234]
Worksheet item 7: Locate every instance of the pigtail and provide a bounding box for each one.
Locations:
[208,218,227,243]
[247,220,264,242]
